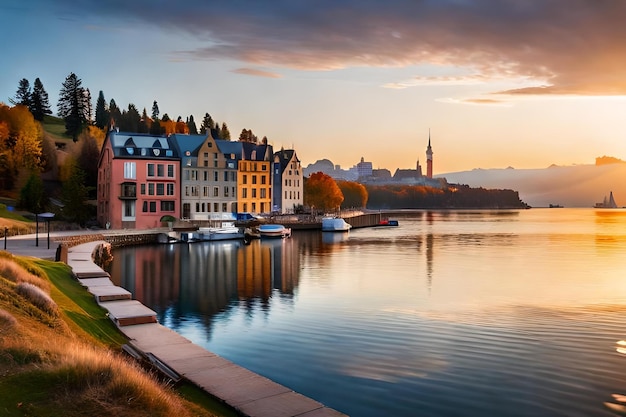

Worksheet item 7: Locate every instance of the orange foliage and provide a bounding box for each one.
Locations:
[304,172,344,212]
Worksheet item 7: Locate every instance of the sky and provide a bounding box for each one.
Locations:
[2,0,626,174]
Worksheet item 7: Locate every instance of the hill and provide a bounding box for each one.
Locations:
[438,163,626,208]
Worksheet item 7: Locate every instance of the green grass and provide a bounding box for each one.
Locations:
[0,204,32,222]
[42,114,73,143]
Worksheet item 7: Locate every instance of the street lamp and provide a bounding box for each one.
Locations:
[38,213,55,249]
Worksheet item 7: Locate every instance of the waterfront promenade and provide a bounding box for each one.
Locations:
[4,230,348,417]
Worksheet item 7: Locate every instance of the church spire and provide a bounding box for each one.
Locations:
[426,129,433,179]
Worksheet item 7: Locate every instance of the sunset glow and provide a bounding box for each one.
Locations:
[2,1,626,173]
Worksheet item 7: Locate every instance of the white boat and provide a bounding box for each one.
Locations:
[258,224,292,238]
[196,225,244,241]
[321,217,352,232]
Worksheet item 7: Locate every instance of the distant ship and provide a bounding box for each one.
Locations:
[595,191,618,208]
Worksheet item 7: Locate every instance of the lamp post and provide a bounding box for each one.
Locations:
[35,213,39,247]
[3,227,7,250]
[38,213,55,250]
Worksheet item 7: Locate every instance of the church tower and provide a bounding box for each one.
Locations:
[426,130,433,179]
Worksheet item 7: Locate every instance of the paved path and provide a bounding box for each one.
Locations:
[4,233,348,417]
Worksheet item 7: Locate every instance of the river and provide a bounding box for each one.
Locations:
[108,209,626,417]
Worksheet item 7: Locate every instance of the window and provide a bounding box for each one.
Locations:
[157,164,164,177]
[243,175,247,185]
[213,187,219,197]
[261,188,266,198]
[285,191,287,199]
[120,182,136,198]
[224,171,229,181]
[196,203,200,213]
[142,201,148,212]
[124,162,136,179]
[261,176,266,185]
[148,183,154,195]
[185,186,189,197]
[122,201,135,220]
[140,184,146,195]
[184,170,190,180]
[242,188,248,198]
[224,186,229,197]
[222,203,227,212]
[213,203,219,212]
[149,202,156,212]
[167,184,174,195]
[191,170,197,181]
[252,202,256,212]
[203,171,208,181]
[203,186,209,197]
[230,171,236,181]
[214,171,218,181]
[232,187,236,197]
[167,164,174,177]
[156,183,164,195]
[147,164,155,177]
[252,188,257,198]
[252,175,257,185]
[161,201,174,211]
[261,164,267,171]
[192,186,199,197]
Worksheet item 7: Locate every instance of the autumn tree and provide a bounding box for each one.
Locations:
[239,128,258,143]
[337,180,368,209]
[30,78,52,121]
[304,172,344,213]
[94,90,108,129]
[220,122,231,140]
[0,104,43,190]
[9,78,31,108]
[57,73,89,141]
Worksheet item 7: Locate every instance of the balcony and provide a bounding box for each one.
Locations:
[119,182,137,200]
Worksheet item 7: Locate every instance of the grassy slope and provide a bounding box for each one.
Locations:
[0,254,238,417]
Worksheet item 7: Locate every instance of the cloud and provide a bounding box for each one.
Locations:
[28,0,626,96]
[232,68,282,78]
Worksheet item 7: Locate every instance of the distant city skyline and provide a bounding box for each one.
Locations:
[2,1,626,173]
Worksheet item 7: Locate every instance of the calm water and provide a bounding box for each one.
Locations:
[108,209,626,417]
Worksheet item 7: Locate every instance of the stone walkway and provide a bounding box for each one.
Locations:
[64,240,348,417]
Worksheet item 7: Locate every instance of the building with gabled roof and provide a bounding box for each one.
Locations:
[97,131,180,229]
[238,142,273,215]
[173,133,239,221]
[272,148,303,213]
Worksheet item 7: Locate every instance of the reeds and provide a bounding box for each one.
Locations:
[15,282,59,316]
[0,256,50,292]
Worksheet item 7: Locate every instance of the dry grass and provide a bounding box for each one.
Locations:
[0,256,51,292]
[0,255,220,417]
[15,282,59,316]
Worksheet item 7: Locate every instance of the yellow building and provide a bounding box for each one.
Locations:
[237,143,273,214]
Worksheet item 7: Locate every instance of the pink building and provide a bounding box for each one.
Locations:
[98,131,180,229]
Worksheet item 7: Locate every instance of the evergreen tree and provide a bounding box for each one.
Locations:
[162,113,170,122]
[83,88,93,124]
[94,90,108,129]
[151,100,159,120]
[200,112,215,134]
[57,73,88,141]
[30,78,52,121]
[149,119,162,135]
[108,99,121,129]
[77,134,100,197]
[9,78,31,108]
[187,115,198,135]
[220,122,231,140]
[120,103,141,132]
[19,172,47,213]
[139,108,149,133]
[61,162,90,226]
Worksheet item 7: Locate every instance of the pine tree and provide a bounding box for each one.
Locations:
[139,108,149,133]
[94,90,108,129]
[30,78,52,121]
[151,100,159,120]
[187,115,198,134]
[200,112,215,134]
[83,88,93,125]
[57,73,88,142]
[220,122,231,140]
[9,78,31,108]
[108,99,121,129]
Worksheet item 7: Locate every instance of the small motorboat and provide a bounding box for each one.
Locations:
[377,219,399,227]
[258,224,292,238]
[321,217,352,232]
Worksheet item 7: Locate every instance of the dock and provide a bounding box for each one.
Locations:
[66,240,348,417]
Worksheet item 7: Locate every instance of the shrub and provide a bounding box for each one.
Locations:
[0,308,17,332]
[15,282,58,316]
[0,257,50,292]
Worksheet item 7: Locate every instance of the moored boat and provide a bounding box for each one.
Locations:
[196,225,244,241]
[321,217,352,232]
[258,224,292,238]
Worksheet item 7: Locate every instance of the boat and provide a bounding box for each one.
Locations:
[321,217,352,232]
[258,224,292,238]
[196,225,244,241]
[376,219,399,227]
[595,191,618,208]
